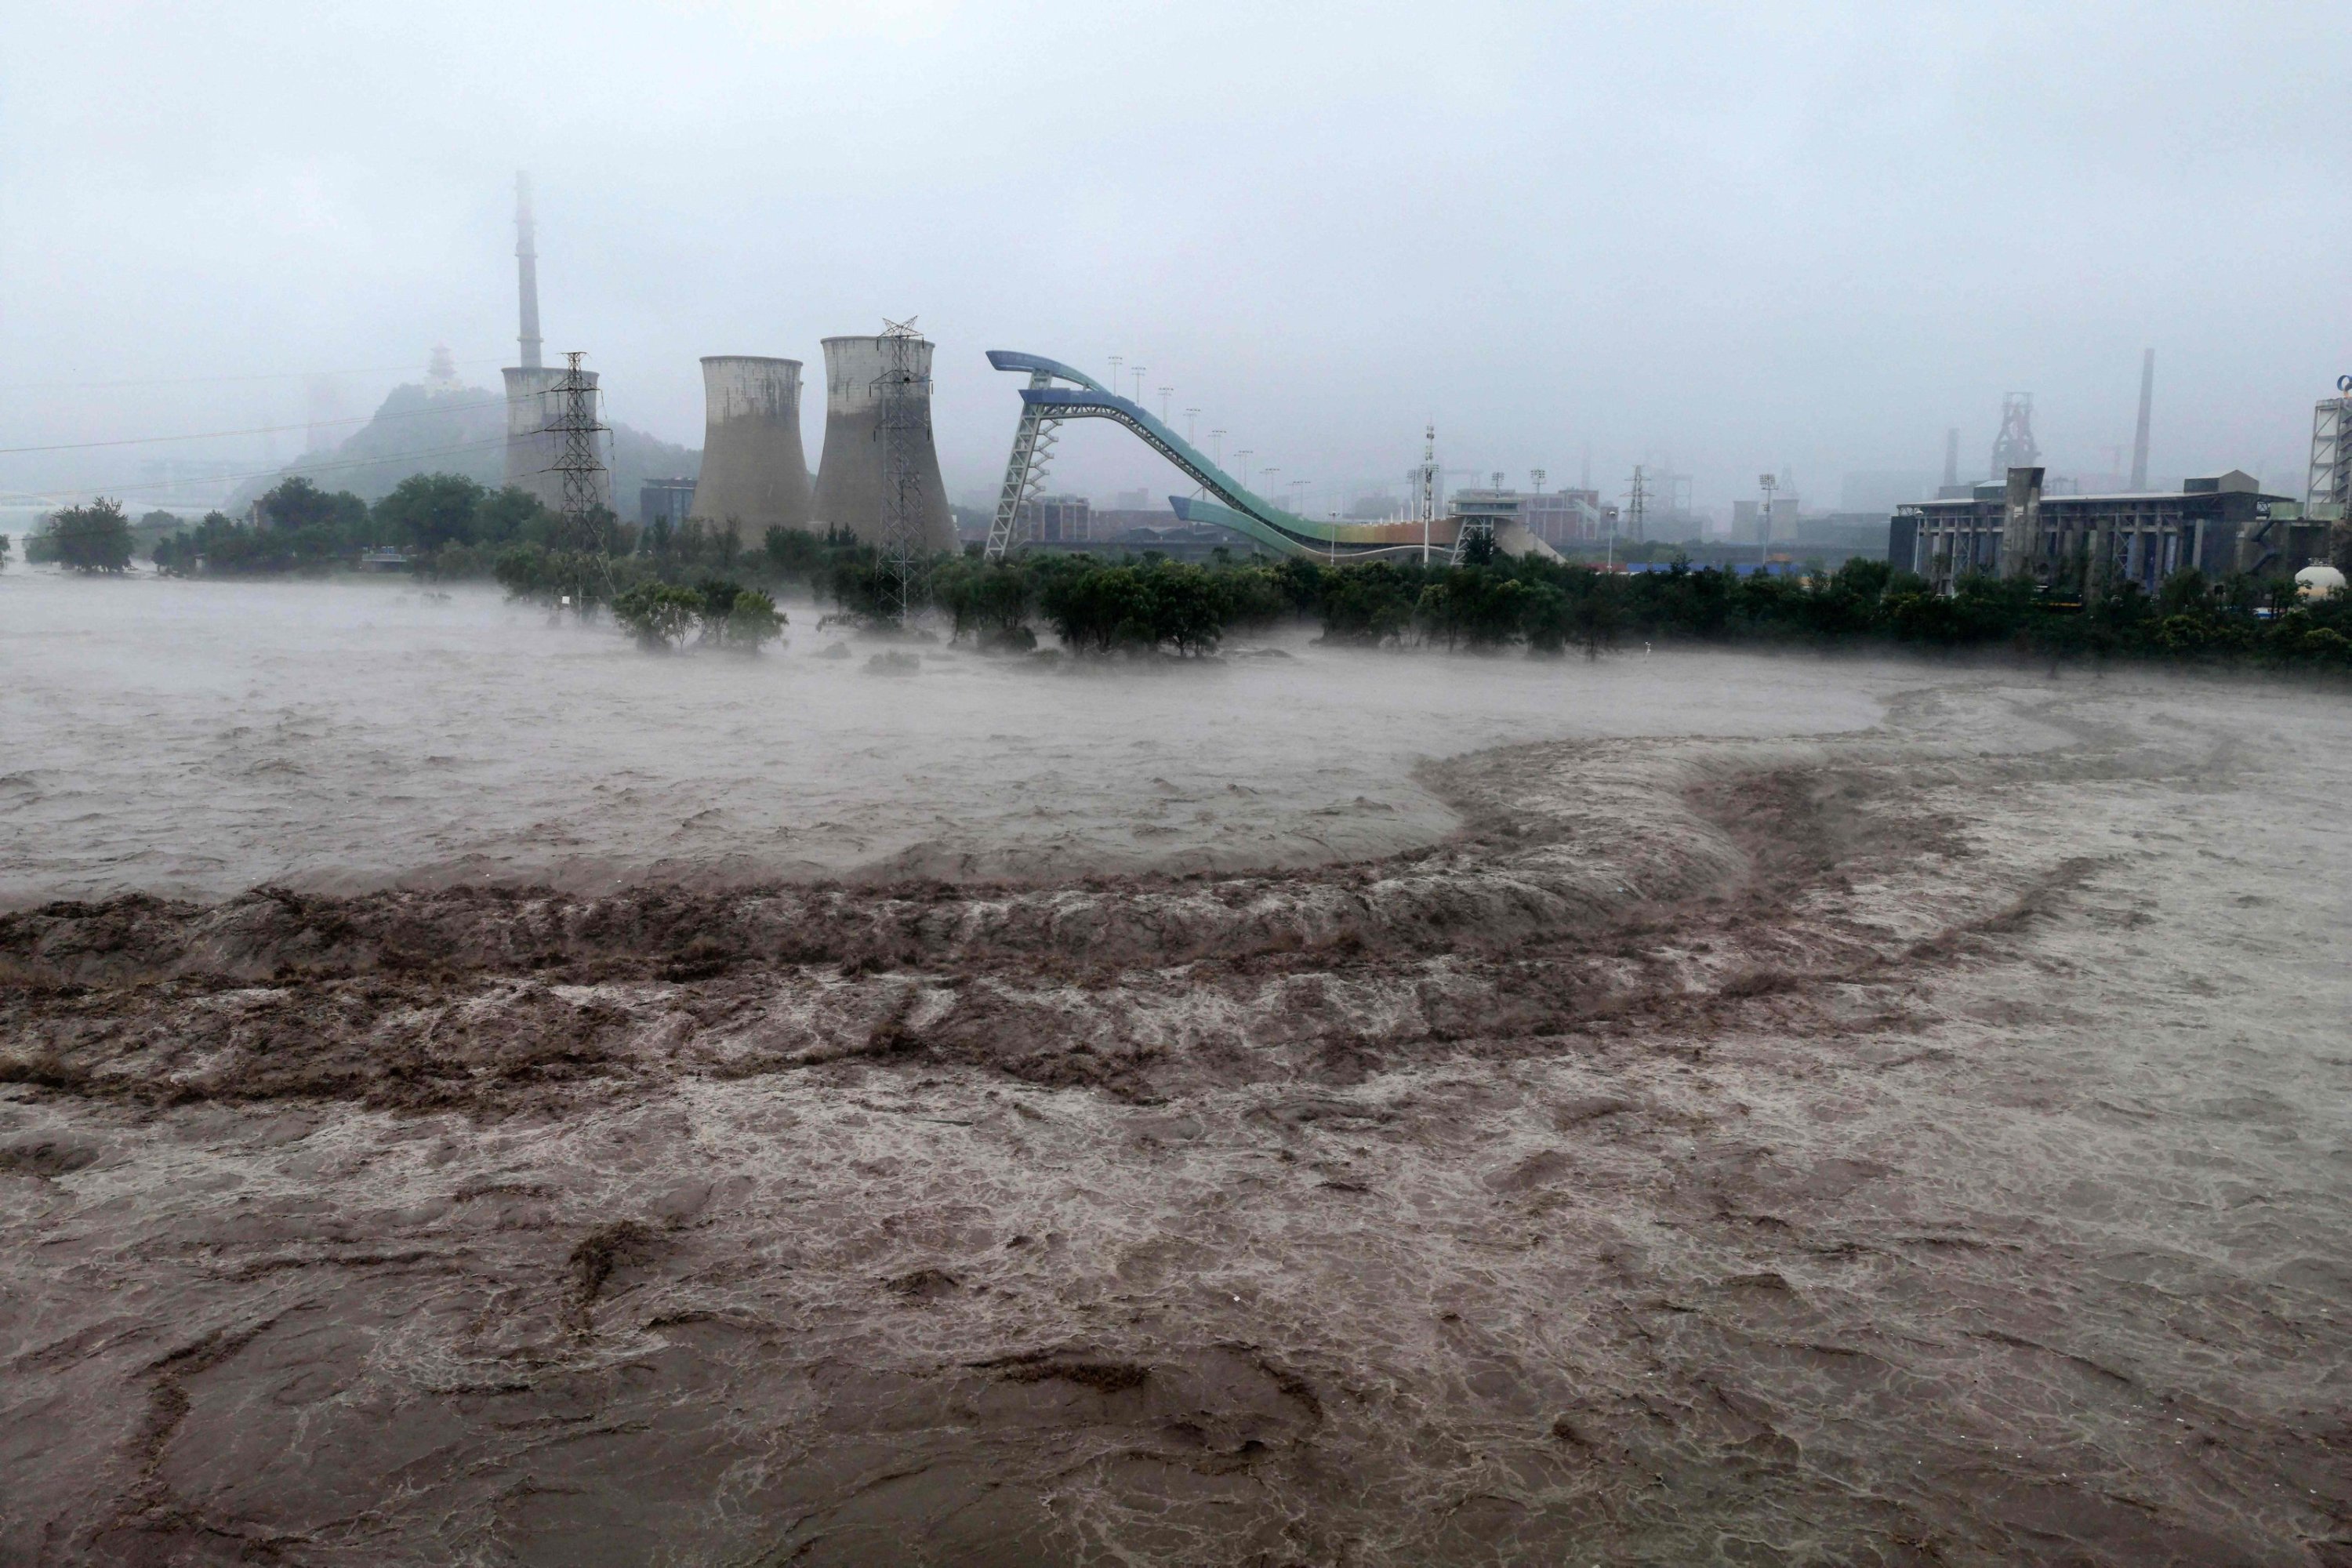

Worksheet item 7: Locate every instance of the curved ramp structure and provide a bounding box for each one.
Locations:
[984,350,1509,563]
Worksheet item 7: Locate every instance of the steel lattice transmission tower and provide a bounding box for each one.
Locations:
[873,318,934,622]
[1619,465,1646,570]
[549,350,612,609]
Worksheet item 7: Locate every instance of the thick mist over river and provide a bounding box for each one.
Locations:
[0,572,1900,906]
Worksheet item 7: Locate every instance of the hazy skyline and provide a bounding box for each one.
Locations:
[4,0,2346,514]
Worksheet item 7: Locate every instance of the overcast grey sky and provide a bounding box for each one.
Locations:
[4,0,2346,514]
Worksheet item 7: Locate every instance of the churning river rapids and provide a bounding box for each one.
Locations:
[2,571,2347,1565]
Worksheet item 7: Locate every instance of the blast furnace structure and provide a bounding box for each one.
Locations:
[811,332,955,552]
[692,357,813,539]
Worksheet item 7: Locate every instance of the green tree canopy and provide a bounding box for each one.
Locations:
[476,485,553,546]
[257,477,366,539]
[611,582,704,650]
[375,473,488,552]
[48,498,136,573]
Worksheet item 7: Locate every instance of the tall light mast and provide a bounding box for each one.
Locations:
[1619,465,1645,571]
[1417,424,1439,564]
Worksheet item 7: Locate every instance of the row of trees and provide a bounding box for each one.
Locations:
[613,535,2352,670]
[1287,554,2352,667]
[132,475,822,584]
[609,579,786,652]
[17,475,596,580]
[931,556,1291,655]
[147,475,579,578]
[32,470,2347,672]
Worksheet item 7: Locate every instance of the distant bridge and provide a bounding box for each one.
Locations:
[983,351,1521,564]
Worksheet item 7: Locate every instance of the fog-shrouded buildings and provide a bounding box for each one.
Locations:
[1450,488,1611,548]
[1018,494,1090,544]
[640,477,696,531]
[1891,468,2327,593]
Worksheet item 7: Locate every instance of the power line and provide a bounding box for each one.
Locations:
[0,358,509,394]
[0,394,510,456]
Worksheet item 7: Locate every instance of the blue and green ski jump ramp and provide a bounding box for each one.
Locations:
[983,350,1549,564]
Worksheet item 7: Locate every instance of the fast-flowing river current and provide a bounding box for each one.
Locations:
[2,568,2347,1566]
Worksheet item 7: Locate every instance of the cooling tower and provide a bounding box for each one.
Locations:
[811,334,956,552]
[693,357,813,538]
[503,365,606,512]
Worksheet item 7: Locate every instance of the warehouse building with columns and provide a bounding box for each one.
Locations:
[1890,468,2326,593]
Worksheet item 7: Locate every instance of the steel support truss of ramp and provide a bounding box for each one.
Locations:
[982,350,1468,564]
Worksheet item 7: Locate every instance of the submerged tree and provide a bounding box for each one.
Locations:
[696,579,786,651]
[610,577,786,653]
[47,498,135,573]
[610,583,703,650]
[933,558,1038,649]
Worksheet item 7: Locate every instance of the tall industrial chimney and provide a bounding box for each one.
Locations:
[515,172,543,372]
[1943,427,1960,491]
[694,357,813,539]
[501,171,569,508]
[810,333,955,552]
[2129,347,2154,491]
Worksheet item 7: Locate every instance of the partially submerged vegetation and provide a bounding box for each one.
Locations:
[144,474,583,579]
[610,579,785,652]
[31,470,2350,670]
[23,499,136,573]
[920,550,2352,671]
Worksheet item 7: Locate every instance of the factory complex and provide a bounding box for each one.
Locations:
[485,171,2345,585]
[1893,469,2329,593]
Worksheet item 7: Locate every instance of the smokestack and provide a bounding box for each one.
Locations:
[2130,347,2154,491]
[811,333,955,552]
[515,172,543,372]
[1943,427,1959,490]
[502,173,573,510]
[695,357,813,539]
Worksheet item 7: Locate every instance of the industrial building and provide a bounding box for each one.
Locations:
[1019,493,1090,544]
[1892,468,2325,593]
[811,332,956,553]
[2311,394,2349,519]
[640,477,696,530]
[1730,491,1806,545]
[1442,488,1609,549]
[501,365,572,510]
[691,356,812,539]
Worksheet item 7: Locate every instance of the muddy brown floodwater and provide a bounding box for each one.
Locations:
[2,572,2349,1566]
